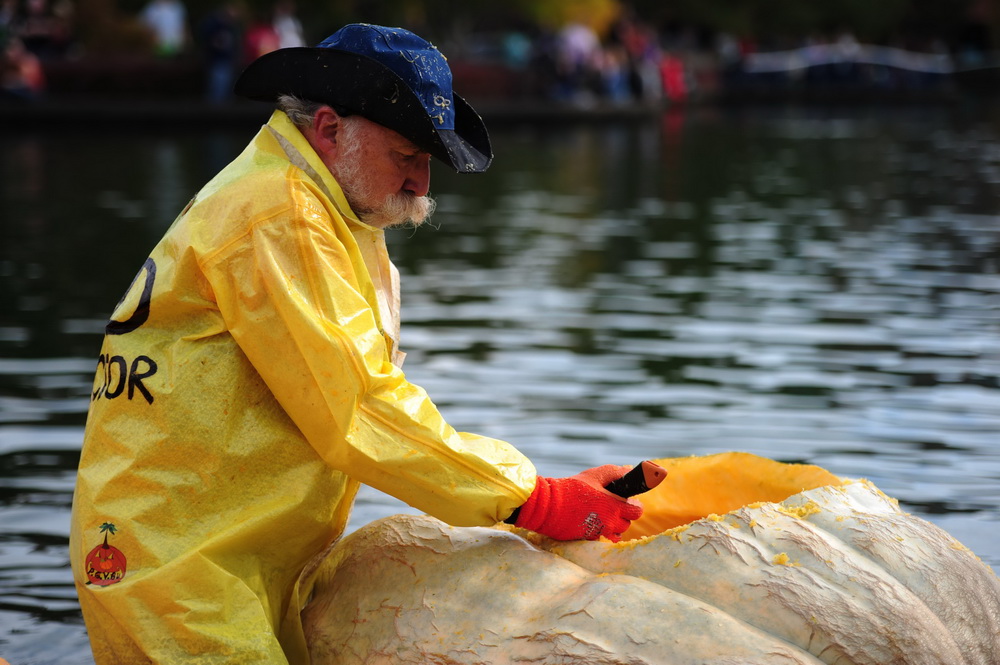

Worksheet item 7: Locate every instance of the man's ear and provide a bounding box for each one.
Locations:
[306,106,343,160]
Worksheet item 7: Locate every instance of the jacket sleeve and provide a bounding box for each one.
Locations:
[200,201,536,527]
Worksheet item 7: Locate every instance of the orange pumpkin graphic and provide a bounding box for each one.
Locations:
[85,522,127,586]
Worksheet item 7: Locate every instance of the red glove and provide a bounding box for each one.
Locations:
[505,466,644,542]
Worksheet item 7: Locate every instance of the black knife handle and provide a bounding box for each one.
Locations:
[604,461,666,498]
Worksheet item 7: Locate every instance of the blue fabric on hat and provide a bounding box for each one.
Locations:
[318,24,455,130]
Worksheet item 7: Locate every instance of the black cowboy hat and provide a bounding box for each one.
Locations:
[234,24,493,173]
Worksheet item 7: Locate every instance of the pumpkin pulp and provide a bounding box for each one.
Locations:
[621,452,843,540]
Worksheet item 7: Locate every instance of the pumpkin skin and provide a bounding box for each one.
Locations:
[302,454,1000,665]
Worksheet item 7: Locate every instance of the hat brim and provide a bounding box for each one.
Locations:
[234,47,492,173]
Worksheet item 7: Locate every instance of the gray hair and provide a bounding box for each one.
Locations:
[276,94,326,128]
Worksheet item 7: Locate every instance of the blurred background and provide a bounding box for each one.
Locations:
[2,1,1000,664]
[1,0,1000,106]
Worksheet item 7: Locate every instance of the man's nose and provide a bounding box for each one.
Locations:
[404,155,431,198]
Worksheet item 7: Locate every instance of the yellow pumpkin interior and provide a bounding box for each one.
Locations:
[621,452,843,540]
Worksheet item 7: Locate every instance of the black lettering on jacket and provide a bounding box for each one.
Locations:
[128,356,157,404]
[92,354,158,405]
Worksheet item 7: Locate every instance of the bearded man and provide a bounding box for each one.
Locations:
[69,24,642,664]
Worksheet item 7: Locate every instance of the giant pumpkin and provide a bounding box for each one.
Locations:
[302,453,1000,664]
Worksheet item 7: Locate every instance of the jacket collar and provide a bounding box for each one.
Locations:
[262,109,381,232]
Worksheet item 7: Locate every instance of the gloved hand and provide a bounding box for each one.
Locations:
[504,465,644,542]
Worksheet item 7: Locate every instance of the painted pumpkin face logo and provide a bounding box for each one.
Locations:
[85,522,127,586]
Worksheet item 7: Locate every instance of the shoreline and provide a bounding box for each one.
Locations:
[0,96,681,130]
[0,87,981,132]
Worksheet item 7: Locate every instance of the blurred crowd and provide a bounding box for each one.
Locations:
[0,0,305,102]
[487,16,991,106]
[0,0,693,106]
[0,0,994,105]
[500,14,698,106]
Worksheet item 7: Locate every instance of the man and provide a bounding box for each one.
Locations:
[70,24,642,664]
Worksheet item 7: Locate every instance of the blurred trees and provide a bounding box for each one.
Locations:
[66,0,998,54]
[73,0,155,54]
[300,0,994,49]
[633,0,914,42]
[508,0,621,34]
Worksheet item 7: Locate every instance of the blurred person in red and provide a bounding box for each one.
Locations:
[660,51,688,101]
[1,34,44,99]
[244,7,279,63]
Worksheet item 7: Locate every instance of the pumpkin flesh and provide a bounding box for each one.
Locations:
[622,451,842,539]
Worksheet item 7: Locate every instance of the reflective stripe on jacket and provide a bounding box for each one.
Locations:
[69,110,536,665]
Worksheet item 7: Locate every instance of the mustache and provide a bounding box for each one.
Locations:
[376,191,437,229]
[351,190,436,229]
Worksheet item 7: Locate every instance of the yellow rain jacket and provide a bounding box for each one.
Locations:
[69,110,536,665]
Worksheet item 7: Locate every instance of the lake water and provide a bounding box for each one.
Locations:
[2,102,999,663]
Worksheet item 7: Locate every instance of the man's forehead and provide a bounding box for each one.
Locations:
[364,117,428,154]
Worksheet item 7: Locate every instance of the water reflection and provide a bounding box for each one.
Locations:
[1,104,999,663]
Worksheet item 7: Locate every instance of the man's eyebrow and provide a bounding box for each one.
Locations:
[390,136,425,153]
